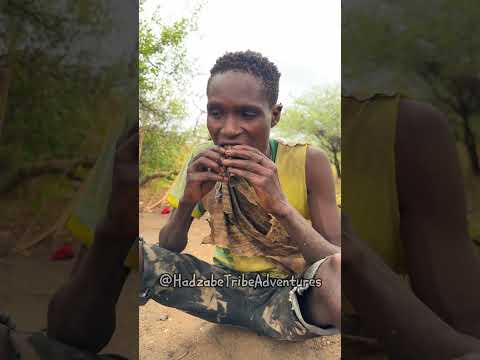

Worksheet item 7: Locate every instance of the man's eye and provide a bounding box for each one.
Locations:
[243,111,257,118]
[209,109,222,118]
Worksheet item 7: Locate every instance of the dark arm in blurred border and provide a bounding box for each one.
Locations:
[47,125,138,353]
[343,99,480,359]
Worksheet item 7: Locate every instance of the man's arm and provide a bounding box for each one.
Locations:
[342,98,480,358]
[306,147,342,247]
[158,146,226,253]
[396,99,480,337]
[47,231,132,352]
[342,214,480,359]
[158,203,195,253]
[47,128,138,353]
[275,147,341,264]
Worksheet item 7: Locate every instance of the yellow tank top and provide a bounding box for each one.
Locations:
[213,140,310,278]
[342,94,407,274]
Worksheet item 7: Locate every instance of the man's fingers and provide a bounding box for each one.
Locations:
[116,131,139,163]
[191,148,223,164]
[190,171,227,183]
[226,146,274,168]
[211,146,226,155]
[191,157,223,173]
[230,144,264,157]
[112,129,138,188]
[224,148,262,160]
[221,158,269,175]
[228,167,261,185]
[116,123,138,144]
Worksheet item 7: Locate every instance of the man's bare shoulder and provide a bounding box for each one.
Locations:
[305,146,337,203]
[397,98,452,148]
[306,146,331,185]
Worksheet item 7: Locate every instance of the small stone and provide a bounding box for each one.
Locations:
[158,314,169,321]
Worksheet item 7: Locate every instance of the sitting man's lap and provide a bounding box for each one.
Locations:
[140,242,338,341]
[0,314,127,360]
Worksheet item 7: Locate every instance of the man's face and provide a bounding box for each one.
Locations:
[206,71,281,155]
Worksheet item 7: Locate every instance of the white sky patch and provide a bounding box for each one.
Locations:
[145,0,340,127]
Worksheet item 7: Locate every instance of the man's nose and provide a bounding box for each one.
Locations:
[221,114,241,138]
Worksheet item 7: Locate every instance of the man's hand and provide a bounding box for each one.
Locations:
[100,125,139,245]
[182,147,227,205]
[221,144,289,217]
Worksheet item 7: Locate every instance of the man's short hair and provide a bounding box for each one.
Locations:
[207,50,281,107]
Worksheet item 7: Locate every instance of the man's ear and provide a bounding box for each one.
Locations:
[271,103,283,128]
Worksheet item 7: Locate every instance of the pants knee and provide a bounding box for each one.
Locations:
[316,253,341,278]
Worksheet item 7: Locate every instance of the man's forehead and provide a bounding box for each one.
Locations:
[208,71,269,106]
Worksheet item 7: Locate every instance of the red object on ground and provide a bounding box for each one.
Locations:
[161,207,171,215]
[51,244,75,261]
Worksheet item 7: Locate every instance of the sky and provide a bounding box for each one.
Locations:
[144,0,341,126]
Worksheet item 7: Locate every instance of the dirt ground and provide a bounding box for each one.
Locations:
[0,235,139,358]
[139,209,341,360]
[0,206,339,360]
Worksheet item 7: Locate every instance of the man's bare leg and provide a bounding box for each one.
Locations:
[299,253,341,330]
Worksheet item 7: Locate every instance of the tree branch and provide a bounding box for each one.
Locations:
[0,158,95,193]
[140,171,176,187]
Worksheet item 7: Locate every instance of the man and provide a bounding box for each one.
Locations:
[140,50,341,340]
[47,122,138,355]
[342,93,480,358]
[0,123,138,358]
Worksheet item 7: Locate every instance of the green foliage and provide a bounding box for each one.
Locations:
[139,1,201,127]
[139,1,203,180]
[343,0,480,236]
[274,85,341,177]
[141,128,187,177]
[343,0,480,94]
[2,0,132,185]
[343,0,480,172]
[4,62,116,163]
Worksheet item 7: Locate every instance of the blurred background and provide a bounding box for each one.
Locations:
[0,1,138,357]
[343,0,480,246]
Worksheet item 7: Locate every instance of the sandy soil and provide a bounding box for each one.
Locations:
[0,228,139,358]
[0,207,339,360]
[139,209,341,360]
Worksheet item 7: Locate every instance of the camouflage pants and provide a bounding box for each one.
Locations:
[140,242,338,341]
[0,320,127,360]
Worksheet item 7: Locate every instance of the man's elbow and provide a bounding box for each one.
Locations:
[327,231,342,247]
[158,228,187,253]
[158,241,187,254]
[47,290,115,353]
